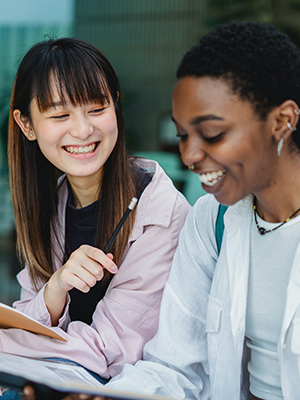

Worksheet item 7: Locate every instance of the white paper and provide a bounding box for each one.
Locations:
[0,352,174,400]
[0,352,103,388]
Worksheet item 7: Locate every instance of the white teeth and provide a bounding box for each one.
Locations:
[201,174,208,184]
[199,170,225,187]
[65,143,96,154]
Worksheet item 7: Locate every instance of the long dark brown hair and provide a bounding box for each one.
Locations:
[8,37,138,288]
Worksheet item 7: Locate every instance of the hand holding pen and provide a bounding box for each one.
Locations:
[43,197,138,325]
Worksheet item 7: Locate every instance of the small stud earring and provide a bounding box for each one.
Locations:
[188,164,195,170]
[30,134,33,138]
[277,137,284,158]
[287,122,297,131]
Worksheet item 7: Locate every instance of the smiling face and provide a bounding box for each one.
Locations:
[172,76,279,205]
[15,81,118,191]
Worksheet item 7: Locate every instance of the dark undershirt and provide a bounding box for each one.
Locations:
[65,167,153,324]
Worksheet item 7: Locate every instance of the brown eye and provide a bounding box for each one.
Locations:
[203,132,224,143]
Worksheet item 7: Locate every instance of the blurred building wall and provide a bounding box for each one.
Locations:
[75,0,206,152]
[0,3,74,304]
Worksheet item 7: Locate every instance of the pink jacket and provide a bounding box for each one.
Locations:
[0,159,191,378]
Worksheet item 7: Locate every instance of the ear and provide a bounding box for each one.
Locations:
[13,109,36,141]
[271,100,299,142]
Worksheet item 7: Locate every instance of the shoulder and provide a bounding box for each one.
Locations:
[131,158,191,235]
[182,194,253,254]
[180,194,220,248]
[187,194,252,233]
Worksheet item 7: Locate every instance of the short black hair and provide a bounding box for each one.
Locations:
[177,21,300,128]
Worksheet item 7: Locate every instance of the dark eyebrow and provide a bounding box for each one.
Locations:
[190,115,224,125]
[171,114,224,126]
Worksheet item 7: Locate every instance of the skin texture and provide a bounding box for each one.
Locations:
[14,81,118,208]
[13,80,119,326]
[172,76,300,223]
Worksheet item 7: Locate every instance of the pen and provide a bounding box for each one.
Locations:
[103,197,138,254]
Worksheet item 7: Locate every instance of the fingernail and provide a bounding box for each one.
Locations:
[110,265,118,273]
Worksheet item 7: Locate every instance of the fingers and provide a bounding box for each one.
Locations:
[78,396,110,400]
[81,246,117,274]
[22,385,36,400]
[63,253,105,292]
[22,385,98,400]
[106,253,114,261]
[22,385,110,400]
[47,245,118,297]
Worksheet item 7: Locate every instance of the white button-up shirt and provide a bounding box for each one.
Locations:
[108,194,300,400]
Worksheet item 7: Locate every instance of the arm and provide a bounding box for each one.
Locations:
[13,249,117,328]
[106,196,218,399]
[44,247,117,325]
[1,191,191,379]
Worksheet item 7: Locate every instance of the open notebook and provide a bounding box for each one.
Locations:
[0,302,66,342]
[0,352,172,400]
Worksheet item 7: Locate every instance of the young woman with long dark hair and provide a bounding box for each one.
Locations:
[0,37,190,398]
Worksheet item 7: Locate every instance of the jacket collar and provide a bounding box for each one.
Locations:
[224,194,254,232]
[55,159,179,244]
[128,159,179,242]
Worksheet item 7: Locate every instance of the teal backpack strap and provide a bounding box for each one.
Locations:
[215,204,228,254]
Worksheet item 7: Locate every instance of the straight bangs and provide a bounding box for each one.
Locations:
[32,46,112,112]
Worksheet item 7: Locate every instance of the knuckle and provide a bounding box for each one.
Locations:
[79,282,90,293]
[95,264,104,276]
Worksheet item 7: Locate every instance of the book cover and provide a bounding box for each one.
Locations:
[0,302,66,342]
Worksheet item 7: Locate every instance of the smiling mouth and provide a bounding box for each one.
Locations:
[199,170,226,187]
[64,142,98,154]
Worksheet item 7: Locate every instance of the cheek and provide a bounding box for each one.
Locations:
[104,114,118,140]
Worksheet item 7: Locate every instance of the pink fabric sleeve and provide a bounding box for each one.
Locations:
[13,270,71,330]
[1,192,191,378]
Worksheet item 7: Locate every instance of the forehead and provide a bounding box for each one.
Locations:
[33,69,110,112]
[172,76,246,124]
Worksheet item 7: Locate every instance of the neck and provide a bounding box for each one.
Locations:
[254,151,300,222]
[67,174,102,208]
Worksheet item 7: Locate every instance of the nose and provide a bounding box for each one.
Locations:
[180,135,206,169]
[70,114,94,140]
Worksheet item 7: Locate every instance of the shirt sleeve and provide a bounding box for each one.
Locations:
[107,196,218,399]
[13,268,71,330]
[0,191,191,379]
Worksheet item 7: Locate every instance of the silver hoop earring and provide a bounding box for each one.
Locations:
[294,109,300,115]
[188,164,195,170]
[287,122,297,131]
[277,138,284,158]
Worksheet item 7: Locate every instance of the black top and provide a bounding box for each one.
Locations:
[65,166,153,324]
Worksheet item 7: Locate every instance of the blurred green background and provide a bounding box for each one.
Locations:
[1,0,300,304]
